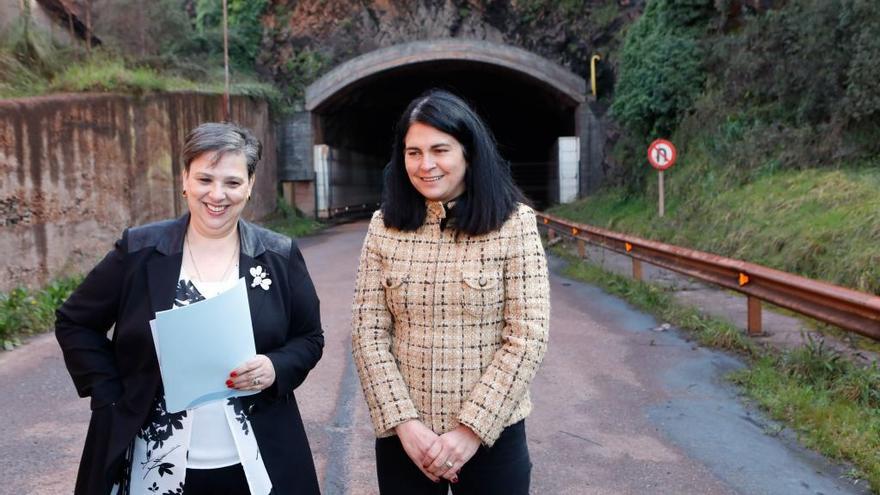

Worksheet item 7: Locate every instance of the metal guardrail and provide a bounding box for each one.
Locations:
[536,211,880,341]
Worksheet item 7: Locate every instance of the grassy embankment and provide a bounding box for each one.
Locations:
[550,87,880,495]
[0,12,280,102]
[550,164,880,296]
[0,47,280,101]
[549,0,880,490]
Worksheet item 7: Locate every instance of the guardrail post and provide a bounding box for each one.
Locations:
[747,296,763,336]
[577,239,586,259]
[632,258,643,281]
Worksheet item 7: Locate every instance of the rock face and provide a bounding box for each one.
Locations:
[260,0,644,105]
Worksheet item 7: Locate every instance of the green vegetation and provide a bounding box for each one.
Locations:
[557,0,880,296]
[612,0,711,139]
[590,3,620,31]
[262,198,324,239]
[0,277,82,350]
[733,352,880,491]
[551,165,880,295]
[554,246,880,491]
[49,54,196,94]
[0,0,278,102]
[276,48,329,108]
[192,0,270,71]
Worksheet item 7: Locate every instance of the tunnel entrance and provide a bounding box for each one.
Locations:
[282,39,599,218]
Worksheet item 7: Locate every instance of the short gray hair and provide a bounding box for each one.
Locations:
[182,122,262,177]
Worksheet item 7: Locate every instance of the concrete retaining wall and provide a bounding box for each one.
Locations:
[0,92,277,291]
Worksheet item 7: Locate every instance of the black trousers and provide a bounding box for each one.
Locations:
[184,464,250,495]
[375,420,531,495]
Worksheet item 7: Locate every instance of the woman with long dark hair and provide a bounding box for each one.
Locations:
[352,89,550,494]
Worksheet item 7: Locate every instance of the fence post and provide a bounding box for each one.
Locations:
[577,239,586,259]
[747,296,763,336]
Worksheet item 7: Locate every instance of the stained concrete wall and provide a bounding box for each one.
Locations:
[0,92,277,291]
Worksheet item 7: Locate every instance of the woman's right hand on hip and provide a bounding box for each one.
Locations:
[394,419,441,482]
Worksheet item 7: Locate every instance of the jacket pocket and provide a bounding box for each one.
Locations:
[381,271,409,317]
[460,271,504,317]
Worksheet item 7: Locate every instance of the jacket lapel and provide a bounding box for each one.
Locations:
[239,220,270,329]
[147,214,189,315]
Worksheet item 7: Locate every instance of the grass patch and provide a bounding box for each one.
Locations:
[261,198,323,239]
[549,165,880,295]
[553,244,880,491]
[0,276,82,350]
[49,54,197,94]
[0,23,279,101]
[1,48,280,100]
[41,53,281,99]
[1,7,282,102]
[731,355,880,490]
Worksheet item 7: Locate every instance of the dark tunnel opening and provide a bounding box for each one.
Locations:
[312,61,579,210]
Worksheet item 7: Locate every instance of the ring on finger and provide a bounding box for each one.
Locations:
[444,460,454,469]
[252,376,261,386]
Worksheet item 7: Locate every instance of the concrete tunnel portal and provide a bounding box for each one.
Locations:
[281,40,601,217]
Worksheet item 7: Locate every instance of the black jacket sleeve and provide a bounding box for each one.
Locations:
[55,231,127,410]
[265,241,324,396]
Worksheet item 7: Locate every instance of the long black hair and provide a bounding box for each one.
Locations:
[381,89,525,236]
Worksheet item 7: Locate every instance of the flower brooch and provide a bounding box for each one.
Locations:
[250,266,272,290]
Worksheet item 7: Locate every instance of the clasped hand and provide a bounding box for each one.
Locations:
[395,419,481,483]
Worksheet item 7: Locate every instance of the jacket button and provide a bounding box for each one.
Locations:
[479,277,487,287]
[385,277,392,287]
[247,404,256,415]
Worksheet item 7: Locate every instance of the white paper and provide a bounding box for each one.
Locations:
[150,277,258,413]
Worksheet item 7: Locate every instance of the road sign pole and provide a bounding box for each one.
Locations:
[648,139,676,218]
[658,170,665,217]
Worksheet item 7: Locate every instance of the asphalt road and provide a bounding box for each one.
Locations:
[0,221,868,495]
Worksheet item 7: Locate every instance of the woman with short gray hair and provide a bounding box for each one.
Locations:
[57,122,324,494]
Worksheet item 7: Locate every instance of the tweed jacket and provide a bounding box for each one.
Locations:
[351,201,550,446]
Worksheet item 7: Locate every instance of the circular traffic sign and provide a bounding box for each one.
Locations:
[647,139,677,171]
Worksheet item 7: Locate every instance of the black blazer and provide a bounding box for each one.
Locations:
[56,214,324,495]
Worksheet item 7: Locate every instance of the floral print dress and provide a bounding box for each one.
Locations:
[111,276,272,495]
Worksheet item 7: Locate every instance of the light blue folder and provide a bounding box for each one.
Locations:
[151,277,258,413]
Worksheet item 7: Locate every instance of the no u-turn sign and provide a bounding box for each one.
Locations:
[648,139,677,171]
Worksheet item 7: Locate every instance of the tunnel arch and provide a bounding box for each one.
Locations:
[305,39,586,112]
[283,39,603,217]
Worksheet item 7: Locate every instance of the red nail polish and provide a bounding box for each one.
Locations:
[226,380,233,385]
[230,371,238,377]
[227,384,234,388]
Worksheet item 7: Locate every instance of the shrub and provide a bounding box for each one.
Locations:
[0,277,82,348]
[610,0,713,187]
